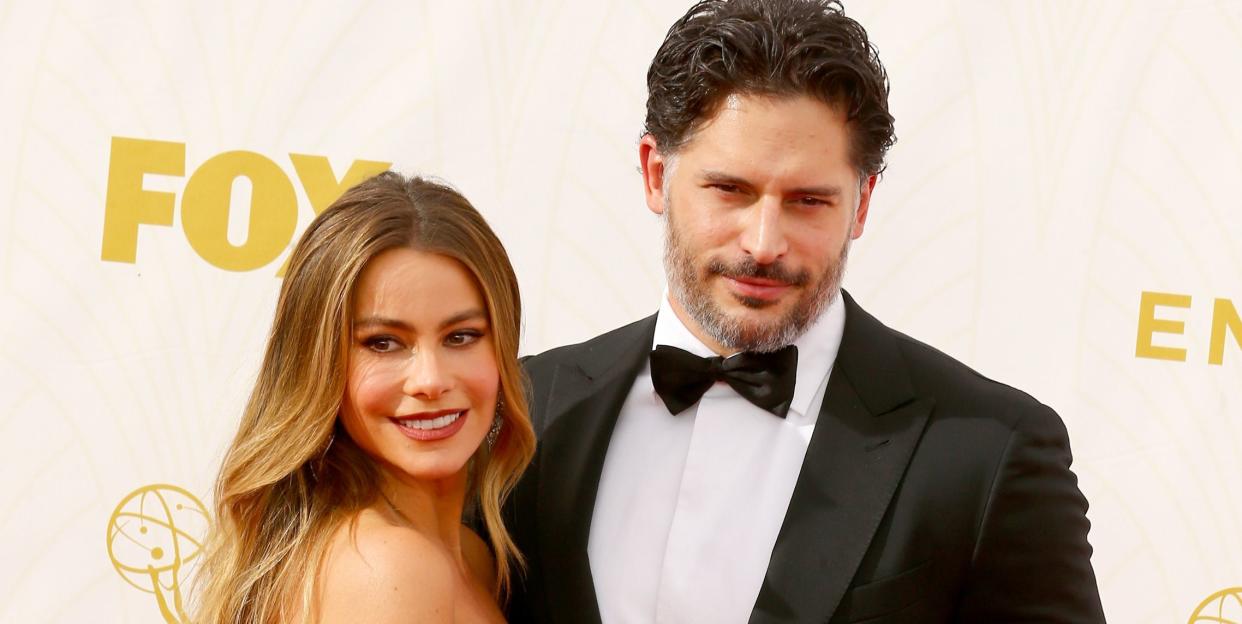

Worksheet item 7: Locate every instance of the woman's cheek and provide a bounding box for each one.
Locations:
[466,351,501,413]
[347,358,400,419]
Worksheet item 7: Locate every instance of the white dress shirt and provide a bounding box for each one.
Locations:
[587,292,847,624]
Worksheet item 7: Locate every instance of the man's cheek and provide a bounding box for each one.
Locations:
[697,216,737,244]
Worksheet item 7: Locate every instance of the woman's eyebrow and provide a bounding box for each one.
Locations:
[353,309,487,332]
[439,308,487,329]
[354,316,411,331]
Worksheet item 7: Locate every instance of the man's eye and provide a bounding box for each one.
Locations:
[796,196,828,207]
[712,183,741,194]
[446,330,483,347]
[363,336,402,353]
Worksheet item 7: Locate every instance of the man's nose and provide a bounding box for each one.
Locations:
[402,350,453,399]
[738,196,788,265]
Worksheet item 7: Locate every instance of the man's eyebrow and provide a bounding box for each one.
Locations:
[699,170,843,197]
[788,184,843,198]
[353,309,487,332]
[700,170,752,187]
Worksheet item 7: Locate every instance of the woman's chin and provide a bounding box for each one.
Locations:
[382,453,476,485]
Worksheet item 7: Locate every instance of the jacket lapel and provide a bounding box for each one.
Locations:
[750,292,934,624]
[535,315,657,624]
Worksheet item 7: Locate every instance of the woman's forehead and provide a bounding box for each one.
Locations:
[353,249,485,323]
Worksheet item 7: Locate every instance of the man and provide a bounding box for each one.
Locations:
[505,1,1105,622]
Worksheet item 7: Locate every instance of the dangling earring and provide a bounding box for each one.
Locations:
[487,394,504,447]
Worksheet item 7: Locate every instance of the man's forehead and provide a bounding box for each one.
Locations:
[689,91,849,133]
[674,94,850,152]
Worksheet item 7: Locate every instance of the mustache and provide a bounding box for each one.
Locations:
[706,257,810,287]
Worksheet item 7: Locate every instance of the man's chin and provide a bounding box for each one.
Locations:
[732,294,781,310]
[718,287,789,311]
[714,294,792,321]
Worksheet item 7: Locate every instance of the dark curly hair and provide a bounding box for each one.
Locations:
[645,0,895,176]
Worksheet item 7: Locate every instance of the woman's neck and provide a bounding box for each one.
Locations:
[378,466,471,565]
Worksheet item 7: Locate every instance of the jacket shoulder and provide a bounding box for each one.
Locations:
[522,315,656,383]
[889,329,1060,432]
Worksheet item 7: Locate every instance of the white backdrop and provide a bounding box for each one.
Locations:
[1,1,1240,622]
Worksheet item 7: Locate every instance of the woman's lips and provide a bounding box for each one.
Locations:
[391,409,468,441]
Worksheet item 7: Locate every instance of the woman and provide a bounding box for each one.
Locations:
[196,172,535,623]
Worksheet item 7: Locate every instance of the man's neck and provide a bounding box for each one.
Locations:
[665,292,735,356]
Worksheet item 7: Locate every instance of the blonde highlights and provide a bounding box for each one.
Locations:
[195,172,535,623]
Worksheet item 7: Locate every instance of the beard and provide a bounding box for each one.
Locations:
[663,201,851,353]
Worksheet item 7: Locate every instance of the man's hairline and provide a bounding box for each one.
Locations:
[648,89,879,181]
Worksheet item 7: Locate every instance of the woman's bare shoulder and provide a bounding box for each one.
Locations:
[317,509,456,623]
[459,525,497,592]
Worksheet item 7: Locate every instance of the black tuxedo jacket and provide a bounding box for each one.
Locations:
[504,292,1105,623]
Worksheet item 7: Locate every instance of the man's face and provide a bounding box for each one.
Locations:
[640,93,876,354]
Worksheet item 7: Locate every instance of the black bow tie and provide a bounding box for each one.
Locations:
[649,344,798,417]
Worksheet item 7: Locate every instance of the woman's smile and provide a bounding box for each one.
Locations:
[391,408,469,441]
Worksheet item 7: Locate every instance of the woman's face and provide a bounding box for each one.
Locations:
[341,247,499,485]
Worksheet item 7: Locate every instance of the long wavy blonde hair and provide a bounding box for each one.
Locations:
[195,172,535,623]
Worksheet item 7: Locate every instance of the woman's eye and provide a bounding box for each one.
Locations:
[445,330,483,347]
[362,336,402,353]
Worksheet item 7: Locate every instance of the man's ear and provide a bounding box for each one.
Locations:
[851,174,877,239]
[640,134,668,216]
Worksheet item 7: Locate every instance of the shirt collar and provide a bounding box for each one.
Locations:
[651,290,847,419]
